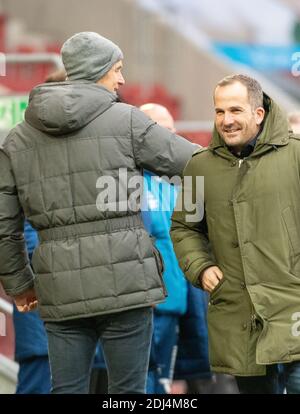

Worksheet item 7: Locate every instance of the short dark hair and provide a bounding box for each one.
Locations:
[215,74,263,110]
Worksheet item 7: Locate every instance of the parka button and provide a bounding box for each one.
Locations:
[232,241,239,248]
[240,282,246,289]
[242,323,247,330]
[231,161,237,167]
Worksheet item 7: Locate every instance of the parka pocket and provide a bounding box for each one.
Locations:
[282,207,300,278]
[282,207,300,256]
[209,277,227,306]
[210,276,226,299]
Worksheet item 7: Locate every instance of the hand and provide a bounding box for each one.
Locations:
[200,266,223,293]
[13,287,38,312]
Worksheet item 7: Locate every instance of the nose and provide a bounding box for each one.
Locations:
[223,112,234,125]
[118,73,125,85]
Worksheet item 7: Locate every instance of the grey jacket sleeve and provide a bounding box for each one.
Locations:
[131,107,198,178]
[0,149,34,296]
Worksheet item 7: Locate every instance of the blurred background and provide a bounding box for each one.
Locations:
[1,0,300,393]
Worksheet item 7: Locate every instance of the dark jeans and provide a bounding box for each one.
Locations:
[45,307,153,394]
[235,362,300,394]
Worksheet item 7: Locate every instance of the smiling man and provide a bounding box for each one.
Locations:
[214,78,265,156]
[171,74,300,394]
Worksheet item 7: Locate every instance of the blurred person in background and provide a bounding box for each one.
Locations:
[0,31,196,394]
[173,283,239,394]
[88,103,196,394]
[288,112,300,134]
[13,221,51,394]
[171,74,300,394]
[140,103,190,393]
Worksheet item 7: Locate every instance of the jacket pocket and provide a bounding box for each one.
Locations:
[282,207,300,278]
[210,276,226,298]
[282,207,300,256]
[152,245,167,296]
[152,245,165,276]
[209,277,227,306]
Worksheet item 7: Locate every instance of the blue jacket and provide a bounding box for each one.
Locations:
[13,221,48,362]
[174,284,211,379]
[142,171,187,315]
[24,221,39,257]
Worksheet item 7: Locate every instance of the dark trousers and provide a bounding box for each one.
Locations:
[235,362,300,394]
[45,307,153,394]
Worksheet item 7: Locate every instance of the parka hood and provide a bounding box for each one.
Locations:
[25,81,116,135]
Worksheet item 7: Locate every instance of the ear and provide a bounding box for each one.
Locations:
[255,107,265,125]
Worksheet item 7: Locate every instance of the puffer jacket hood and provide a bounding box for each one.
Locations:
[25,81,116,135]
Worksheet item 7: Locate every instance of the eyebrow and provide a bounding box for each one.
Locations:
[215,106,244,111]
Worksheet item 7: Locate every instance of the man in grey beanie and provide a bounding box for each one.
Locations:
[0,31,196,394]
[61,32,124,83]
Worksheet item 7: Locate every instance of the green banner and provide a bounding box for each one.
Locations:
[0,96,28,130]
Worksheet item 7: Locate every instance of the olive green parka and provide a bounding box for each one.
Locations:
[171,95,300,376]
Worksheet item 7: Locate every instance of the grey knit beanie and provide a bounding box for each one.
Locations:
[61,32,123,82]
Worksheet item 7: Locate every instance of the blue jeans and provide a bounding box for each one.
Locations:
[45,307,153,394]
[235,362,300,394]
